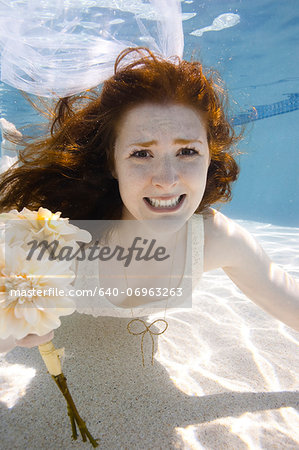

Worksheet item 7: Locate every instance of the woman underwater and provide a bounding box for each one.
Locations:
[0,47,298,352]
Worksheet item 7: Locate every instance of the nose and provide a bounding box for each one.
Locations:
[151,158,179,189]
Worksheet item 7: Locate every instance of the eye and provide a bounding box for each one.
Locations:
[178,147,199,156]
[129,150,152,158]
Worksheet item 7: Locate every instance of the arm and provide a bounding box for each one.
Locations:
[203,209,299,331]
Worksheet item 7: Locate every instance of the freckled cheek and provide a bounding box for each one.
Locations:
[180,162,209,181]
[116,162,209,188]
[117,165,149,198]
[124,165,152,182]
[115,162,148,180]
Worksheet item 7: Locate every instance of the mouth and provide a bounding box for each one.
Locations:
[143,194,186,211]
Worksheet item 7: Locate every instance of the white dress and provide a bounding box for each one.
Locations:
[0,215,204,352]
[73,214,204,318]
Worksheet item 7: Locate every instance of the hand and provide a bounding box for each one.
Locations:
[16,331,54,348]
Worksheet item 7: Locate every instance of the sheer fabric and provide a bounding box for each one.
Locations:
[74,214,204,318]
[0,0,183,97]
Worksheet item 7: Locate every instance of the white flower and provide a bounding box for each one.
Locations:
[0,245,75,340]
[0,207,91,252]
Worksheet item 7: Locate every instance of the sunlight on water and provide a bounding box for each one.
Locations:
[0,219,298,447]
[176,409,299,448]
[148,219,299,447]
[0,361,36,408]
[176,425,206,449]
[228,409,299,447]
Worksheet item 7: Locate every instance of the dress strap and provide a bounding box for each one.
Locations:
[191,214,204,289]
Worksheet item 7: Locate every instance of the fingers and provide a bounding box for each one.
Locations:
[16,331,55,348]
[0,336,17,353]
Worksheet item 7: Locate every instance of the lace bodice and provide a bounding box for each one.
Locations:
[73,214,204,318]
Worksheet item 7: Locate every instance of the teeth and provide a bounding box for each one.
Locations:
[147,195,182,208]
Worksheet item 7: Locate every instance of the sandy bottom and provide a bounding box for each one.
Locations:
[0,219,298,449]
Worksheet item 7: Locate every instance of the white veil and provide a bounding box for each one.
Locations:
[0,0,183,97]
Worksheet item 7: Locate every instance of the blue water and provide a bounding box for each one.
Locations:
[0,0,298,225]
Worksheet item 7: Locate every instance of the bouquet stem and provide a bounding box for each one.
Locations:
[39,341,99,447]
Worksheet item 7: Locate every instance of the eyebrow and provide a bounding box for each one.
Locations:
[130,138,203,147]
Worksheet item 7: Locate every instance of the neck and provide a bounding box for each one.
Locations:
[116,219,186,250]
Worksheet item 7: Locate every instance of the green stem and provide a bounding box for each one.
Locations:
[67,403,78,440]
[51,373,99,447]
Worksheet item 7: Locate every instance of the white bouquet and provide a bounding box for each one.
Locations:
[0,207,99,447]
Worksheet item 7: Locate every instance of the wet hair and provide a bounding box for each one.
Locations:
[0,47,241,219]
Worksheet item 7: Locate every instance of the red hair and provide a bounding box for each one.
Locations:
[0,47,241,218]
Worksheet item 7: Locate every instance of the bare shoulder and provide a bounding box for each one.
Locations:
[202,208,259,272]
[202,208,230,272]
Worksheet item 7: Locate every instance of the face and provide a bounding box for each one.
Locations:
[113,103,210,229]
